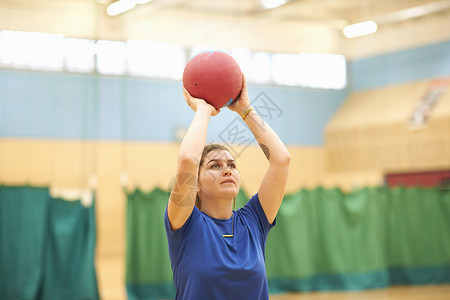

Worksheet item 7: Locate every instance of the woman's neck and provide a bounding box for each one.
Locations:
[200,197,233,219]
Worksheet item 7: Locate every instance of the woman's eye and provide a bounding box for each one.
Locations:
[211,163,220,169]
[228,163,236,169]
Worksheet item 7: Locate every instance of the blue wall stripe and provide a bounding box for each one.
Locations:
[350,40,450,91]
[0,70,347,145]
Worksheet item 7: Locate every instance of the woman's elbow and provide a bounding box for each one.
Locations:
[177,153,199,168]
[273,150,291,167]
[282,152,291,166]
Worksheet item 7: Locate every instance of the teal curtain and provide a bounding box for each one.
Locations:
[0,185,99,300]
[125,187,450,299]
[266,187,450,292]
[126,188,174,300]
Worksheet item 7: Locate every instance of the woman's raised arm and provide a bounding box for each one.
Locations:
[228,76,290,224]
[167,87,219,231]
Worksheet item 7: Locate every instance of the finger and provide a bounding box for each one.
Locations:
[182,86,192,98]
[241,73,247,88]
[182,86,189,99]
[182,87,190,105]
[182,92,189,105]
[234,91,241,102]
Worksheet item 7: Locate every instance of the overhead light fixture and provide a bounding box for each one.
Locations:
[262,0,287,9]
[106,0,153,16]
[343,20,378,38]
[107,0,136,16]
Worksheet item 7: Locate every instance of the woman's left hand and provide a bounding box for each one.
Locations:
[228,73,251,115]
[182,86,220,116]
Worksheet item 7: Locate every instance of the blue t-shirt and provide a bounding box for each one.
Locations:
[164,193,275,300]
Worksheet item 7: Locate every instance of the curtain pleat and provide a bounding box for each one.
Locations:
[0,185,99,300]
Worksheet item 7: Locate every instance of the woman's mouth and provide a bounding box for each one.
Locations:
[220,179,235,185]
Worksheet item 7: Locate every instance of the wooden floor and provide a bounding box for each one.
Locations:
[96,261,449,300]
[270,285,450,300]
[98,284,450,300]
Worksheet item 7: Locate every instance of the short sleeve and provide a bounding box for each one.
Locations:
[164,206,198,266]
[238,193,276,240]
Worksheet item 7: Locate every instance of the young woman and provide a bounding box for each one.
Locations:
[164,74,290,299]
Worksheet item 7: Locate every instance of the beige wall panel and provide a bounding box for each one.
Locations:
[0,139,98,187]
[327,81,430,129]
[92,142,127,299]
[0,139,37,185]
[433,82,450,117]
[281,146,327,192]
[325,79,450,173]
[321,170,384,192]
[123,142,179,192]
[50,141,92,187]
[1,138,387,196]
[120,143,328,194]
[94,142,125,257]
[96,257,127,300]
[23,141,52,186]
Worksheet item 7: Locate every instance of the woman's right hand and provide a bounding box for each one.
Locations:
[182,86,220,116]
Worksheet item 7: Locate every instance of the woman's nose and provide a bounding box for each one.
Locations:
[223,168,231,176]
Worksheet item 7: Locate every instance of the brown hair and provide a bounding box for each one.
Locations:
[196,144,233,210]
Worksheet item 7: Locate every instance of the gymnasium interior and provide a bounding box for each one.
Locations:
[1,0,449,299]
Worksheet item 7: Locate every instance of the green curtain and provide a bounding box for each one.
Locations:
[0,185,99,300]
[266,187,450,291]
[125,187,450,299]
[125,188,174,299]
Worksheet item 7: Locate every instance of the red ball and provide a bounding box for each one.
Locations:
[182,51,243,109]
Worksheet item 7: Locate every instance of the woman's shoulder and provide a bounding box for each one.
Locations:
[165,205,205,237]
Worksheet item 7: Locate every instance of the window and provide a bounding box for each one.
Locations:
[96,40,127,75]
[271,52,347,89]
[0,30,347,90]
[298,52,346,89]
[249,52,272,84]
[127,40,186,79]
[272,53,302,86]
[231,47,251,76]
[0,30,64,71]
[64,38,96,73]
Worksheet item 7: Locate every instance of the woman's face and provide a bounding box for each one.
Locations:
[198,150,240,200]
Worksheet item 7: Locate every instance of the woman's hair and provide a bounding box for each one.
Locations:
[196,144,233,210]
[199,144,231,167]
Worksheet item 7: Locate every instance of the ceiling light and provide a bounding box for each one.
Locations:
[107,0,136,16]
[262,0,287,9]
[343,20,377,38]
